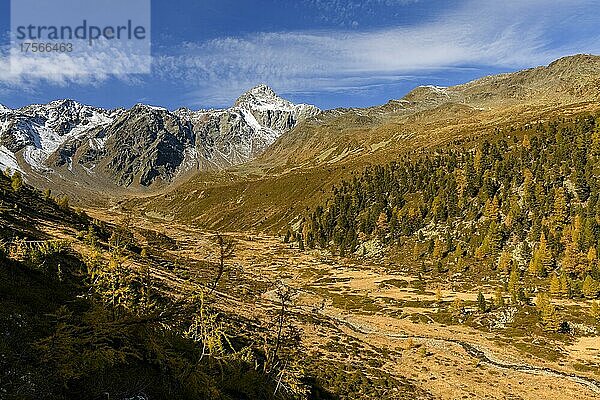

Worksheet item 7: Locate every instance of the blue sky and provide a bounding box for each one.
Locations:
[0,0,599,110]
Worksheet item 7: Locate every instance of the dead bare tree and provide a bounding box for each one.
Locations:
[274,283,295,360]
[254,280,304,397]
[208,232,235,295]
[263,281,299,374]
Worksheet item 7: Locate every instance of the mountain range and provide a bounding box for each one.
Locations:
[1,54,600,228]
[0,84,319,192]
[4,53,600,400]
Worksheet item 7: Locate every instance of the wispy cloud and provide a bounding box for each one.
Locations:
[298,0,422,28]
[0,0,598,107]
[153,0,600,106]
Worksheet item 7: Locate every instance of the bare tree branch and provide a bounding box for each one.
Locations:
[209,232,235,295]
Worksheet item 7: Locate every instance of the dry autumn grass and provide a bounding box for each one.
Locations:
[85,207,600,399]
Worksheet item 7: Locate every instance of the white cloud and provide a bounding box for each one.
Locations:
[298,0,422,28]
[1,0,598,106]
[0,39,150,89]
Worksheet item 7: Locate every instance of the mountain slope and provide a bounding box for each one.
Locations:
[132,54,600,232]
[257,54,600,169]
[0,170,298,399]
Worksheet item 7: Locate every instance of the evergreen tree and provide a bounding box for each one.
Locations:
[536,292,549,313]
[56,195,70,210]
[559,271,570,297]
[477,291,487,313]
[453,242,464,262]
[552,187,568,229]
[498,250,512,275]
[508,267,521,302]
[412,241,421,261]
[376,212,389,238]
[522,134,531,149]
[587,247,597,264]
[561,227,581,274]
[549,273,561,296]
[529,232,552,276]
[484,196,500,221]
[432,238,445,260]
[543,304,561,332]
[494,289,505,308]
[523,168,535,207]
[435,286,443,303]
[451,298,464,321]
[297,233,305,251]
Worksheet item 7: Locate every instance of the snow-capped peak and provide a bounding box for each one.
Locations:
[17,99,111,123]
[0,104,10,114]
[132,103,169,112]
[47,98,82,109]
[0,98,116,173]
[234,84,298,112]
[247,84,277,97]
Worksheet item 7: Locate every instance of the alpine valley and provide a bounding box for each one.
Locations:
[2,55,600,400]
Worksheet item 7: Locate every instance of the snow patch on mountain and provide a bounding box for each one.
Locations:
[22,124,60,172]
[89,136,107,151]
[0,146,22,173]
[176,147,199,177]
[239,108,261,132]
[0,101,115,172]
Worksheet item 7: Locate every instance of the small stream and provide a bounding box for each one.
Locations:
[327,313,600,395]
[458,340,600,394]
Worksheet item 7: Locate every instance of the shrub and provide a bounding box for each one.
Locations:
[11,171,23,192]
[56,195,70,210]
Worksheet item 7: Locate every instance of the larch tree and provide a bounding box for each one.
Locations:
[529,232,553,276]
[552,187,568,230]
[11,171,23,192]
[582,275,599,299]
[508,266,521,302]
[559,272,570,297]
[549,273,561,296]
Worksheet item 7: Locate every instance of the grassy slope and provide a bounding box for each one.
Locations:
[1,174,439,400]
